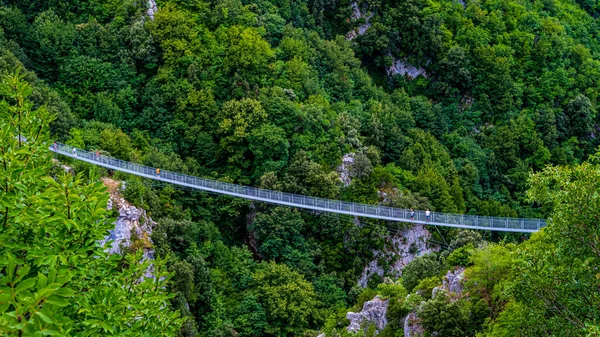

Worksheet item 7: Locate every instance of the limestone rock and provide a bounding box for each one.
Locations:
[405,268,466,337]
[337,153,355,187]
[444,267,466,295]
[347,2,373,40]
[377,188,397,203]
[432,267,465,299]
[346,296,389,334]
[358,224,439,287]
[387,58,427,79]
[404,312,424,337]
[147,0,158,20]
[99,178,155,268]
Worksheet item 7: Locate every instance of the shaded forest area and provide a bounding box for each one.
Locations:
[1,0,600,335]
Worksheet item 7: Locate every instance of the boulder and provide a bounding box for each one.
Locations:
[432,267,466,299]
[347,296,389,334]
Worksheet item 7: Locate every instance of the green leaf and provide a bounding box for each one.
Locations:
[36,311,55,324]
[54,288,75,297]
[45,295,69,307]
[37,273,48,290]
[16,278,37,293]
[41,330,61,336]
[15,265,31,283]
[6,254,16,279]
[0,293,11,303]
[48,268,57,284]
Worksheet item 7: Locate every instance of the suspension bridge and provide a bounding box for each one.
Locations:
[50,142,547,233]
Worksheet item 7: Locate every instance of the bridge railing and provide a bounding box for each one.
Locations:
[50,142,546,232]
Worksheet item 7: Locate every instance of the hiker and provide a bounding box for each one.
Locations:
[53,141,58,151]
[425,209,430,222]
[72,147,77,157]
[156,168,160,178]
[95,150,100,160]
[410,208,415,220]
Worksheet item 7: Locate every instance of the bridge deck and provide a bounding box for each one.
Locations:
[50,143,546,233]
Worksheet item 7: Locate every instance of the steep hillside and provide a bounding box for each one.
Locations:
[1,0,600,335]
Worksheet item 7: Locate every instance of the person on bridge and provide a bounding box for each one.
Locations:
[410,208,415,220]
[53,141,58,151]
[72,147,77,157]
[95,150,100,160]
[425,209,430,222]
[156,168,160,178]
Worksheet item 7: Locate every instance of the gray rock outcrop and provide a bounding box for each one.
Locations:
[358,224,439,287]
[347,296,389,334]
[387,58,427,79]
[432,267,466,299]
[347,2,373,40]
[405,268,466,337]
[404,312,424,337]
[99,178,156,276]
[337,153,356,187]
[147,0,158,20]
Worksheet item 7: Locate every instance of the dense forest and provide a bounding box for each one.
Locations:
[1,0,599,335]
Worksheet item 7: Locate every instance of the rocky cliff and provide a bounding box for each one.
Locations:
[344,2,428,80]
[346,295,389,335]
[337,153,355,187]
[347,2,373,40]
[404,267,467,337]
[386,58,428,79]
[358,224,439,288]
[432,267,466,299]
[98,178,155,270]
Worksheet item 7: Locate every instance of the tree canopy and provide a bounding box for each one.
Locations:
[2,0,600,334]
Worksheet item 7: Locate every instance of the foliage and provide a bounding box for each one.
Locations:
[413,276,441,300]
[4,0,600,334]
[446,244,475,268]
[0,70,183,335]
[244,262,319,337]
[490,156,600,335]
[250,207,316,275]
[465,243,515,304]
[418,293,469,337]
[376,281,410,333]
[401,253,441,292]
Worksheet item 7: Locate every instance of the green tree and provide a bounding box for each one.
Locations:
[500,154,600,334]
[234,294,268,337]
[401,253,441,292]
[28,10,76,80]
[281,150,340,198]
[566,94,595,140]
[222,25,275,86]
[246,262,318,336]
[0,70,183,335]
[413,165,459,212]
[250,207,315,275]
[248,123,290,178]
[419,293,469,337]
[218,98,268,174]
[465,243,514,302]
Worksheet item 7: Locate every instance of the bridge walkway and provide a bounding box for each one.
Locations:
[50,143,546,233]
